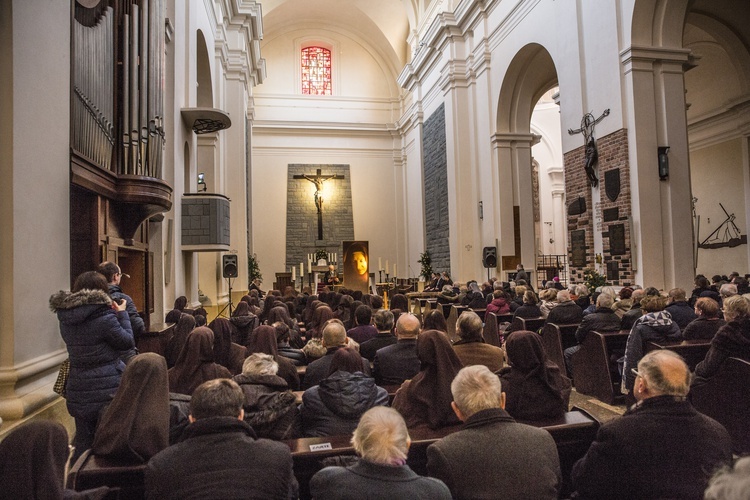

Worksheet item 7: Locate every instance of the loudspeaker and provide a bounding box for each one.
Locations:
[482,247,497,268]
[222,254,238,278]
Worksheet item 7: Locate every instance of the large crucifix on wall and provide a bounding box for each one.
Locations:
[568,109,610,187]
[293,168,345,240]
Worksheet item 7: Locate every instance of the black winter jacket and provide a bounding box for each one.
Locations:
[234,373,301,440]
[109,284,145,336]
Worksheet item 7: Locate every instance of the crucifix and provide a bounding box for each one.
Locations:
[568,109,610,187]
[293,168,345,240]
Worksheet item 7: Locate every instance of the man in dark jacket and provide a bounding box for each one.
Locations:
[145,378,298,499]
[621,288,645,330]
[546,290,583,325]
[665,288,697,331]
[303,320,370,389]
[572,350,732,499]
[373,313,421,385]
[360,310,397,361]
[347,305,378,344]
[427,365,561,500]
[564,293,621,376]
[98,261,145,337]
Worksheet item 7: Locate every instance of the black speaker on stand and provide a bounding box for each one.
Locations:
[218,254,238,317]
[482,246,497,282]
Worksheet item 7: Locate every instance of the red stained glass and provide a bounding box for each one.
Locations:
[301,46,332,95]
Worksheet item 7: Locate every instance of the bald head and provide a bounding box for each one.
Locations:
[322,320,347,347]
[636,350,691,400]
[396,313,420,339]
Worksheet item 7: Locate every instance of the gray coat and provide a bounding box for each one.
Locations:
[427,408,561,500]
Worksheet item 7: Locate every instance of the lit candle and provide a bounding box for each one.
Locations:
[386,260,389,275]
[300,262,304,277]
[292,266,296,281]
[379,257,382,270]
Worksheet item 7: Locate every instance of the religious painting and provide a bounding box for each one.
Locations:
[343,241,369,293]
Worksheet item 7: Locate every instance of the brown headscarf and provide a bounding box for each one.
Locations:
[164,314,195,368]
[168,327,232,395]
[0,421,69,500]
[392,329,463,429]
[247,325,300,390]
[233,301,250,317]
[165,308,182,324]
[92,353,169,462]
[209,317,245,375]
[500,330,571,421]
[173,296,188,311]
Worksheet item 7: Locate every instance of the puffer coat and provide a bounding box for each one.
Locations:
[300,371,388,437]
[50,289,134,420]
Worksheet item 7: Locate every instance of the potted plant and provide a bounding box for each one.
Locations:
[583,268,607,295]
[418,251,433,281]
[248,254,262,285]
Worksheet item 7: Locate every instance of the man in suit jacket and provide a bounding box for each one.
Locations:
[373,313,420,385]
[360,309,397,361]
[302,320,371,389]
[427,365,561,500]
[571,350,732,499]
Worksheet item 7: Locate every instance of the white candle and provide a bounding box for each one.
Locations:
[334,253,337,263]
[394,264,397,277]
[300,262,304,277]
[292,266,296,280]
[379,257,382,270]
[386,260,389,275]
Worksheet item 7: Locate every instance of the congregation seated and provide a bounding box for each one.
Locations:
[694,294,750,382]
[573,284,590,311]
[164,313,195,368]
[208,318,246,375]
[360,309,397,361]
[498,331,571,422]
[665,287,698,330]
[451,310,505,372]
[683,297,725,340]
[267,305,304,349]
[167,327,232,395]
[300,347,388,437]
[303,305,333,361]
[246,325,300,390]
[229,301,258,346]
[389,293,409,314]
[436,284,459,307]
[310,406,452,499]
[392,329,463,430]
[486,289,512,315]
[460,282,486,310]
[511,290,543,319]
[164,308,182,324]
[233,353,301,440]
[538,288,559,319]
[546,289,583,325]
[620,288,647,330]
[564,293,621,376]
[373,313,421,385]
[302,319,371,390]
[426,365,562,500]
[347,305,378,344]
[173,295,188,313]
[509,285,526,311]
[622,295,682,393]
[274,321,307,366]
[92,353,169,463]
[571,350,732,499]
[0,421,112,499]
[145,379,298,499]
[422,309,448,333]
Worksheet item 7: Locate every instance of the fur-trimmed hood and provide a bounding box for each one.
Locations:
[49,289,113,326]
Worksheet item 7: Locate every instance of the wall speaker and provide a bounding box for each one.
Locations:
[482,247,497,268]
[222,254,238,278]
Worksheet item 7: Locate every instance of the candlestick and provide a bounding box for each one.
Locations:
[300,262,304,278]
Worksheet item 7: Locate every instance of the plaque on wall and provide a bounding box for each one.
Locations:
[605,168,621,202]
[568,197,587,216]
[570,230,587,267]
[606,261,619,281]
[603,207,619,222]
[609,223,626,256]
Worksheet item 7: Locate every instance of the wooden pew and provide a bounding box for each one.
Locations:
[422,299,438,319]
[482,312,513,347]
[471,307,486,322]
[691,357,750,455]
[540,323,581,372]
[135,323,175,357]
[645,339,711,371]
[446,305,469,342]
[571,330,629,405]
[67,450,145,500]
[508,316,545,335]
[284,410,599,500]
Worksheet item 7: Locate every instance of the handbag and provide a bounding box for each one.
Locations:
[53,359,69,397]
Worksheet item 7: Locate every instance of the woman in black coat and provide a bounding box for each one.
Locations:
[49,271,135,461]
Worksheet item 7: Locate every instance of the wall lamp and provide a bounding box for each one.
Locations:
[658,147,670,181]
[197,172,207,192]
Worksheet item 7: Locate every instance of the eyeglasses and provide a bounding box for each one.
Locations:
[631,368,641,379]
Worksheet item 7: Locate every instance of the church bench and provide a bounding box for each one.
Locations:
[540,323,581,372]
[471,307,486,322]
[284,410,599,499]
[482,312,513,347]
[67,450,145,500]
[508,316,545,335]
[135,323,175,357]
[644,339,711,371]
[446,305,469,342]
[571,330,629,405]
[690,357,750,455]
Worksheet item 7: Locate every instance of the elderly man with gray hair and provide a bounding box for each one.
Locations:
[452,311,505,372]
[563,292,621,377]
[302,319,370,389]
[572,350,732,499]
[546,289,584,325]
[310,406,451,499]
[427,365,561,500]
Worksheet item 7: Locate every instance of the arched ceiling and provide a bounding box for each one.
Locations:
[259,0,413,71]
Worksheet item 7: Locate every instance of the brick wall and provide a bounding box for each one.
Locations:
[286,165,354,274]
[565,128,632,285]
[423,103,451,274]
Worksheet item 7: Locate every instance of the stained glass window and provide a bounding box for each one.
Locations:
[301,46,332,95]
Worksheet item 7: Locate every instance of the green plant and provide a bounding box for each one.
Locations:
[314,249,329,262]
[583,268,608,295]
[418,251,433,280]
[248,253,262,284]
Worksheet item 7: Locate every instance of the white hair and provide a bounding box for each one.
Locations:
[351,407,410,464]
[451,365,503,418]
[242,353,278,376]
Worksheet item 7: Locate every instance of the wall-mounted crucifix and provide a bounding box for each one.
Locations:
[293,168,345,240]
[568,109,610,187]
